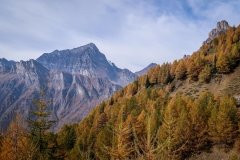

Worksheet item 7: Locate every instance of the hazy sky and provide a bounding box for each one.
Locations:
[1,0,240,71]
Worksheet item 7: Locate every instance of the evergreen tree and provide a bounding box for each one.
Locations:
[28,97,55,159]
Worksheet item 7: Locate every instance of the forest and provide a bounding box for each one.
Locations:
[1,24,240,160]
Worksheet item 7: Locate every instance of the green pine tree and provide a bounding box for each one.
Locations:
[28,97,55,159]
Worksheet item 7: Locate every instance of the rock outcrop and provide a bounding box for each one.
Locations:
[204,20,230,44]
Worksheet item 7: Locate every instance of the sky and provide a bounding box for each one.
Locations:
[1,0,240,72]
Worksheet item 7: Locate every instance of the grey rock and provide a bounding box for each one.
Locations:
[37,43,137,86]
[204,20,230,44]
[0,59,121,131]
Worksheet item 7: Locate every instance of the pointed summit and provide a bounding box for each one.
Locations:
[37,43,136,86]
[204,20,231,44]
[216,20,230,30]
[36,43,106,75]
[71,43,99,53]
[84,42,97,48]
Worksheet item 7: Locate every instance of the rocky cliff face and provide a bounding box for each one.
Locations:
[0,59,121,131]
[204,20,230,44]
[0,59,49,130]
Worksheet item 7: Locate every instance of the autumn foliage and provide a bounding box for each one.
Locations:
[1,25,240,160]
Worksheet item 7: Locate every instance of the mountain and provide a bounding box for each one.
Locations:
[37,43,136,86]
[0,58,120,131]
[71,21,240,160]
[203,20,230,44]
[135,63,157,76]
[0,44,139,131]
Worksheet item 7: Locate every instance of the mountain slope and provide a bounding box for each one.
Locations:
[70,21,240,160]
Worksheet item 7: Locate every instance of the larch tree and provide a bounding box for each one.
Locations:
[199,65,212,83]
[109,107,134,160]
[208,96,238,147]
[158,96,182,160]
[190,93,213,152]
[216,52,231,74]
[140,111,159,160]
[175,61,187,80]
[0,115,36,160]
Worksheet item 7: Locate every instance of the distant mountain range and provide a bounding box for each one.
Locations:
[0,43,155,131]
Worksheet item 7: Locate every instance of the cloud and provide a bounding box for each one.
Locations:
[0,0,240,71]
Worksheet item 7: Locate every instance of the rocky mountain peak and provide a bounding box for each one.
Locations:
[70,43,100,55]
[37,43,137,86]
[216,20,229,30]
[204,20,230,44]
[37,43,106,74]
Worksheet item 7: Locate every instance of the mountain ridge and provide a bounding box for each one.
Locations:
[0,43,155,131]
[37,43,137,86]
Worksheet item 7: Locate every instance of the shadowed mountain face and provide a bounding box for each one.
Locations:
[0,43,140,131]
